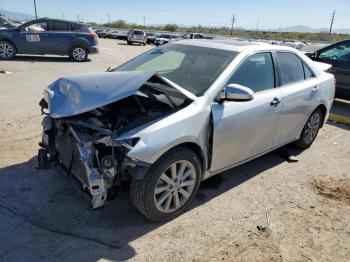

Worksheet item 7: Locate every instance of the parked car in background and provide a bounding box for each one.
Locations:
[0,18,99,61]
[114,30,128,40]
[105,30,119,39]
[281,41,305,50]
[104,30,118,39]
[38,40,334,221]
[154,34,180,45]
[183,33,214,40]
[95,29,108,38]
[307,39,350,99]
[146,32,159,44]
[127,29,146,45]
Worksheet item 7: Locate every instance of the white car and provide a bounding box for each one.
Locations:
[39,40,335,221]
[154,34,180,46]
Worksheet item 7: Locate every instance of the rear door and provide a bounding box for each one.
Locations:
[273,52,319,146]
[46,20,73,54]
[210,52,283,172]
[316,41,350,98]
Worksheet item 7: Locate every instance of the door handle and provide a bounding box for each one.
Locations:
[312,86,319,92]
[270,97,281,106]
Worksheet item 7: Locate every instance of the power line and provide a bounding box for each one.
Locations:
[329,10,335,35]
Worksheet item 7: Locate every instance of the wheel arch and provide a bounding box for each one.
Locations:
[315,104,328,128]
[0,38,18,52]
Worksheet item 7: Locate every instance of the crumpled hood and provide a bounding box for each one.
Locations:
[45,71,194,118]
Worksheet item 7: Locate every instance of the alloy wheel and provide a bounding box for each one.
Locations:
[303,112,320,144]
[154,160,196,213]
[72,47,86,61]
[0,42,14,59]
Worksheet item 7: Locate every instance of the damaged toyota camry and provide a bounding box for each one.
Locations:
[38,40,335,221]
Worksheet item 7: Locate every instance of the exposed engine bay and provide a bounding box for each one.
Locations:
[38,72,192,208]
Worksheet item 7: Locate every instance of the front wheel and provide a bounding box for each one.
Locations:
[70,46,88,62]
[130,147,201,221]
[294,108,322,149]
[0,41,16,60]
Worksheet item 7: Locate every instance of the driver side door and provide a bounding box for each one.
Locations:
[210,52,282,172]
[18,20,51,54]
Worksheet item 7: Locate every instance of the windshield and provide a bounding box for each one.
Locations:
[112,44,237,96]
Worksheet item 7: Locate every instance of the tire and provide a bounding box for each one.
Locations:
[294,108,322,149]
[0,41,16,60]
[130,147,201,221]
[127,41,132,45]
[69,46,88,62]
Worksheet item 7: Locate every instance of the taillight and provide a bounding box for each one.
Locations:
[334,77,336,87]
[88,33,97,38]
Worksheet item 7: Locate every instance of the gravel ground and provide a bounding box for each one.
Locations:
[0,39,349,262]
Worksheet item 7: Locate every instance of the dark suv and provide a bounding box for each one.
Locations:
[0,18,99,61]
[308,40,350,99]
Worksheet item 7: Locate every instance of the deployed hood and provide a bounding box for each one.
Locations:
[45,71,193,118]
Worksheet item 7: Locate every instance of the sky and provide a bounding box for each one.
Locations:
[1,0,350,29]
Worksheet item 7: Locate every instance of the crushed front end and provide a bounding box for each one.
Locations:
[37,71,192,208]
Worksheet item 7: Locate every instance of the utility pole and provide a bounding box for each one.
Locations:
[230,15,236,36]
[278,25,281,39]
[62,12,64,19]
[107,14,111,24]
[329,10,335,35]
[143,16,146,27]
[33,0,38,18]
[257,20,260,31]
[77,13,79,21]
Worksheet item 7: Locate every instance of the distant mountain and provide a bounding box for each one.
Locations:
[334,28,350,34]
[268,25,350,34]
[2,10,35,21]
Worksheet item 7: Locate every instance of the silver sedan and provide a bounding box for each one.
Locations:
[39,40,335,221]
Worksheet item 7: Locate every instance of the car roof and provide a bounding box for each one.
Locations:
[23,18,87,26]
[173,39,300,53]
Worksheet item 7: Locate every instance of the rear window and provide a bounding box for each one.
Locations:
[134,30,144,35]
[50,21,70,31]
[276,52,305,86]
[71,23,83,31]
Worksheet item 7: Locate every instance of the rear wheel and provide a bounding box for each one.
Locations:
[294,108,322,149]
[70,46,88,62]
[130,147,201,221]
[0,41,16,60]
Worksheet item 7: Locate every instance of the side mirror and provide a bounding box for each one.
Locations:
[224,84,254,102]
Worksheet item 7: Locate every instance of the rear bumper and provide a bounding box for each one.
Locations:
[87,45,99,54]
[128,39,146,43]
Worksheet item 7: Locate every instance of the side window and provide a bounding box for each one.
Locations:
[23,22,48,32]
[71,23,82,31]
[50,21,70,31]
[227,52,275,93]
[318,42,350,61]
[303,63,314,80]
[276,52,304,85]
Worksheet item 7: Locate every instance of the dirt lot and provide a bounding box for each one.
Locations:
[1,39,350,262]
